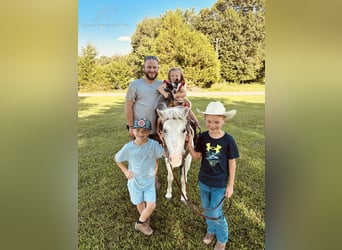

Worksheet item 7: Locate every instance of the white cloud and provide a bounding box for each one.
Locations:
[117,36,131,42]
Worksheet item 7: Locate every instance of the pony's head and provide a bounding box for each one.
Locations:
[157,106,190,168]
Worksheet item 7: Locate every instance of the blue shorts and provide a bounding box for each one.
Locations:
[127,180,156,205]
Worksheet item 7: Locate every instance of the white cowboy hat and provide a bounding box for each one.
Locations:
[197,101,237,120]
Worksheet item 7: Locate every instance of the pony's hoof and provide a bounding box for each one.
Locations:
[165,193,172,199]
[180,197,187,203]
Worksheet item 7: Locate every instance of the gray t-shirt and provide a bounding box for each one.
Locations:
[126,78,163,134]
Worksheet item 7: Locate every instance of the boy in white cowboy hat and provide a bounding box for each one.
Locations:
[115,118,165,236]
[188,101,240,250]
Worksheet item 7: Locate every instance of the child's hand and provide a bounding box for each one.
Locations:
[125,171,133,179]
[225,185,234,198]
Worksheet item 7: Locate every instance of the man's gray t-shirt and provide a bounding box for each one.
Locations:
[126,78,163,134]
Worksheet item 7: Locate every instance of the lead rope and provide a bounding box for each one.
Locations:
[171,166,231,220]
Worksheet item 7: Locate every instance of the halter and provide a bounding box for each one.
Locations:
[157,116,191,163]
[171,168,230,220]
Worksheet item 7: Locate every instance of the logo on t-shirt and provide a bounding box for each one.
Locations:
[205,143,222,167]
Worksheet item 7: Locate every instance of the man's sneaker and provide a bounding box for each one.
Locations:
[134,222,153,236]
[203,233,215,245]
[214,241,226,250]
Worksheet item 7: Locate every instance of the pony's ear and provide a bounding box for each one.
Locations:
[157,109,164,119]
[160,102,167,110]
[183,106,190,117]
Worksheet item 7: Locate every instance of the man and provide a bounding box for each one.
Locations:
[125,56,163,140]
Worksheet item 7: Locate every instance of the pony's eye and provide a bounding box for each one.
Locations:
[163,128,167,134]
[182,129,186,133]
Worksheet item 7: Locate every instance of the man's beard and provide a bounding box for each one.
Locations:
[145,72,158,81]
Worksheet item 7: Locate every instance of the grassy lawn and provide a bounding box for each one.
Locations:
[78,93,265,249]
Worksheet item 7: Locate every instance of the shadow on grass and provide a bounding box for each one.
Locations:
[78,95,265,249]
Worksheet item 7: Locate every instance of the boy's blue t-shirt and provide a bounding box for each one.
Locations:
[115,139,164,190]
[195,131,239,188]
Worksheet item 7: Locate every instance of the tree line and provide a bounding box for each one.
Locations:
[78,0,265,91]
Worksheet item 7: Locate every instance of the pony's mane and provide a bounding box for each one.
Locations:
[161,107,187,122]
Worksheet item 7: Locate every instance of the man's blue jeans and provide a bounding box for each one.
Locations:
[199,181,228,244]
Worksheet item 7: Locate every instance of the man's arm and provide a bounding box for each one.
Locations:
[125,100,134,138]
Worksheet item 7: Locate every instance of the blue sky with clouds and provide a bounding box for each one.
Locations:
[78,0,217,57]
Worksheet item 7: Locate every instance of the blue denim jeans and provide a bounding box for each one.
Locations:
[199,181,228,244]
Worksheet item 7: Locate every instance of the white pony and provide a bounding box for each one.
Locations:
[157,106,193,201]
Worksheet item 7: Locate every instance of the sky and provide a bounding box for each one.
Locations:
[78,0,218,57]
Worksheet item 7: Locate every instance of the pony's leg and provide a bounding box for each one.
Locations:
[165,160,173,199]
[180,155,192,202]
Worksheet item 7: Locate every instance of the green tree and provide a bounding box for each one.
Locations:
[155,10,220,88]
[130,17,161,78]
[102,59,133,89]
[96,55,113,66]
[78,43,97,90]
[92,66,109,90]
[195,0,265,83]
